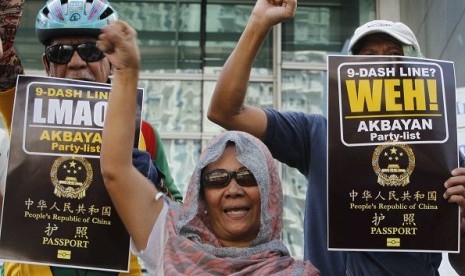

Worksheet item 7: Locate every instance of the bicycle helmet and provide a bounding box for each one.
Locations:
[36,0,118,45]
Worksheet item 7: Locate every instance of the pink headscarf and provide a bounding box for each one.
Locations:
[162,131,319,275]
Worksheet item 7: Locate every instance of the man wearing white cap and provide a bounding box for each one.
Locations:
[208,0,465,275]
[344,19,465,276]
[348,19,422,57]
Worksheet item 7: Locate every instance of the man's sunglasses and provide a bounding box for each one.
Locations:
[201,167,257,188]
[45,42,105,64]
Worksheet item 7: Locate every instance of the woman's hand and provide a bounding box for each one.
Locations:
[251,0,297,29]
[97,20,140,72]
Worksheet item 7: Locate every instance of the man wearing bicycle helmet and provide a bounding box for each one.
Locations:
[0,0,181,274]
[35,0,117,84]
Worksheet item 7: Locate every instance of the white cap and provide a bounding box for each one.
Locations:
[348,20,421,54]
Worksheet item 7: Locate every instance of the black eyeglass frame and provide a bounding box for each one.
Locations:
[201,167,258,188]
[45,42,105,64]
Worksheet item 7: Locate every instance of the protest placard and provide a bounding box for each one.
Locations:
[0,75,143,271]
[327,56,459,252]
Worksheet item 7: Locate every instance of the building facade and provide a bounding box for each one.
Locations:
[6,0,463,265]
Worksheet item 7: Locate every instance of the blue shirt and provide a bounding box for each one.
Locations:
[263,109,443,276]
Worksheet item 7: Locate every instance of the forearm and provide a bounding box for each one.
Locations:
[208,14,271,139]
[101,68,161,249]
[101,69,139,177]
[99,19,164,253]
[208,15,270,122]
[208,0,297,138]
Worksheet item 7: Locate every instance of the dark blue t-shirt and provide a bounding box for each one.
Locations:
[263,109,443,276]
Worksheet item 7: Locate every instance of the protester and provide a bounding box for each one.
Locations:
[207,0,465,275]
[0,0,181,274]
[97,19,319,275]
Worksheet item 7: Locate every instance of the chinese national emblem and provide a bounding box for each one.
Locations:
[372,143,415,187]
[50,156,93,199]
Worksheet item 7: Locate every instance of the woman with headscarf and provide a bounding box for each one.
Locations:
[98,20,319,275]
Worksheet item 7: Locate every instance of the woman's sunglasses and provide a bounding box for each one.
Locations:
[45,42,105,64]
[201,167,257,188]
